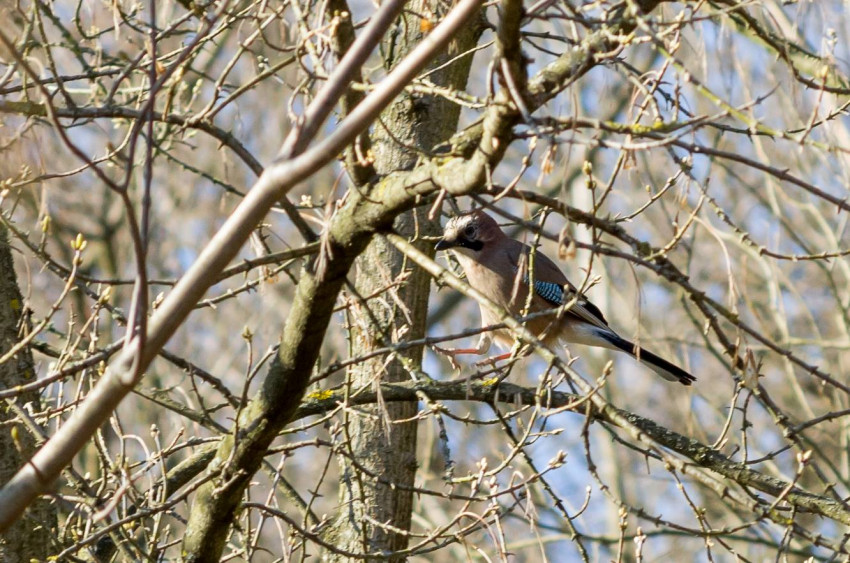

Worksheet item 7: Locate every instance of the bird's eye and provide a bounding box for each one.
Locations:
[463,225,476,238]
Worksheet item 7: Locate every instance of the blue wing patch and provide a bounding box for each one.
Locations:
[532,279,565,305]
[520,269,565,305]
[522,271,608,324]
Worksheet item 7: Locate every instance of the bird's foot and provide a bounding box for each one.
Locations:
[433,345,481,371]
[473,352,512,368]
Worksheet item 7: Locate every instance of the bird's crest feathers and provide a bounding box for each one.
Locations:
[444,210,502,244]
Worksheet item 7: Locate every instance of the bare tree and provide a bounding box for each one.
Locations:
[2,0,850,561]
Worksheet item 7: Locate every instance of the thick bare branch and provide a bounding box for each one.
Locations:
[296,379,850,528]
[0,0,485,530]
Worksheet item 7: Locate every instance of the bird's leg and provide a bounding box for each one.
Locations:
[474,338,534,367]
[434,333,516,368]
[434,334,492,370]
[473,352,513,367]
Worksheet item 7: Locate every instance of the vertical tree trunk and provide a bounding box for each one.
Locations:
[324,5,482,559]
[0,224,56,561]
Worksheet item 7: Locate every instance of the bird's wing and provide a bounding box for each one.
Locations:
[529,277,609,328]
[510,241,610,330]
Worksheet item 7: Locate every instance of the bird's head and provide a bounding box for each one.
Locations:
[435,210,502,257]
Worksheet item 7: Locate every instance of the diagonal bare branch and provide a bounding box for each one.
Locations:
[0,0,485,531]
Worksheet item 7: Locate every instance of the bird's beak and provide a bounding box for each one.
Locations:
[434,238,454,251]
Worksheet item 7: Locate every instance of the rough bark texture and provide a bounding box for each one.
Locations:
[324,215,430,560]
[0,224,55,561]
[323,4,483,559]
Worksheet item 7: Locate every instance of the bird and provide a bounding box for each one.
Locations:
[434,210,695,385]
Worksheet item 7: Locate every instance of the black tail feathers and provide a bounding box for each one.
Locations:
[601,333,696,386]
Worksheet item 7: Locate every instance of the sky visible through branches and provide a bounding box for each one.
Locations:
[1,0,850,560]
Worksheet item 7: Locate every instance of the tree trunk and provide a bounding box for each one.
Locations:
[324,4,483,559]
[0,223,56,562]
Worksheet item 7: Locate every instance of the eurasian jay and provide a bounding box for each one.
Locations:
[434,210,695,385]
